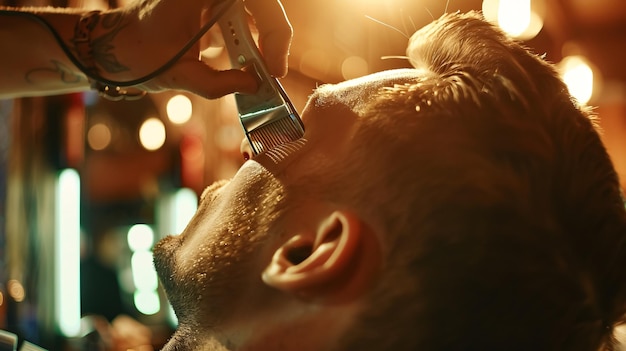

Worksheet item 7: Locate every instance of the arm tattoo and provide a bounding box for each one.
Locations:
[25,60,86,86]
[76,12,131,75]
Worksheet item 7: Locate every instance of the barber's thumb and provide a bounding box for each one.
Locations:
[182,64,259,99]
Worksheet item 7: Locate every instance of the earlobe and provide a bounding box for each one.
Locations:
[262,211,379,302]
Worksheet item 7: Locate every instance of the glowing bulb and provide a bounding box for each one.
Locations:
[497,0,531,37]
[482,0,500,22]
[139,117,166,151]
[127,224,155,252]
[166,95,193,124]
[561,55,594,105]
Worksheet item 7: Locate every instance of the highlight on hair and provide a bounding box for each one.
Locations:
[336,11,626,351]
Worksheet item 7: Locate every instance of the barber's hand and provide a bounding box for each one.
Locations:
[114,0,293,99]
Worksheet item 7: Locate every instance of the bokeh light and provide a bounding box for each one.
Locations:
[139,117,166,151]
[482,0,543,40]
[172,188,198,235]
[131,251,158,291]
[87,123,112,151]
[560,55,595,105]
[8,279,25,302]
[134,290,160,315]
[497,0,531,37]
[341,56,369,80]
[127,224,155,252]
[55,169,81,337]
[166,94,193,125]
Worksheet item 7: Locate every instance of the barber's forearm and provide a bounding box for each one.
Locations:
[1,1,293,100]
[0,7,91,98]
[0,6,145,99]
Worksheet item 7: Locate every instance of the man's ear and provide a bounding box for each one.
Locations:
[262,210,380,302]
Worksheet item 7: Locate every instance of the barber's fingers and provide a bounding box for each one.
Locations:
[244,0,293,77]
[165,59,258,99]
[184,63,258,99]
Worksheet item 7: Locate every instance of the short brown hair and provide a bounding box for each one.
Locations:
[335,11,626,351]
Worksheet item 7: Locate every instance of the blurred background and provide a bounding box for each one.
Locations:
[0,0,625,349]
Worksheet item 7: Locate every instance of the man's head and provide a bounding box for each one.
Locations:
[153,11,626,351]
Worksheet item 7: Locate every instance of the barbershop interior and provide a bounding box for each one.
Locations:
[0,0,625,350]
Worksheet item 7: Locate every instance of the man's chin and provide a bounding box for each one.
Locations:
[153,235,180,291]
[152,235,192,324]
[160,328,196,351]
[161,326,229,351]
[153,235,216,332]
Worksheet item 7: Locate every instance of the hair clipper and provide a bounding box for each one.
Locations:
[216,0,304,156]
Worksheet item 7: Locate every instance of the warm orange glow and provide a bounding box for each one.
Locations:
[341,56,369,80]
[299,49,332,80]
[482,0,543,40]
[560,55,595,105]
[497,0,531,37]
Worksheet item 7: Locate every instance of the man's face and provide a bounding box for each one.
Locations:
[152,69,420,348]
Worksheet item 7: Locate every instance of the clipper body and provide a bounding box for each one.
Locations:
[217,0,304,155]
